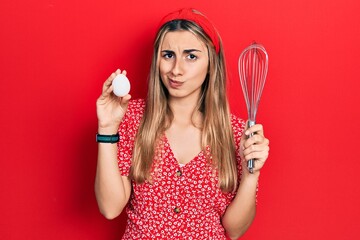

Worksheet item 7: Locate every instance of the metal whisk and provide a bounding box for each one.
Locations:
[238,43,269,173]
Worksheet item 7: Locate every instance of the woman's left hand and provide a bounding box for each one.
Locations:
[239,123,270,175]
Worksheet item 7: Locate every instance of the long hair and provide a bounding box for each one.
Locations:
[131,17,237,192]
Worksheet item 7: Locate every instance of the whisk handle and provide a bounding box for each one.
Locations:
[247,120,256,173]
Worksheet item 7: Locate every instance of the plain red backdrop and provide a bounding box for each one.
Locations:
[1,0,360,239]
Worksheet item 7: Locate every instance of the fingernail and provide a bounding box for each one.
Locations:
[245,130,250,135]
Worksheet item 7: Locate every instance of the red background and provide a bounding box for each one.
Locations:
[1,0,360,239]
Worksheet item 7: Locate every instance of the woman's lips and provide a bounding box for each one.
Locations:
[169,79,184,88]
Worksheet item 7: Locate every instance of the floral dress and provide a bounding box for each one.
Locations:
[117,99,246,239]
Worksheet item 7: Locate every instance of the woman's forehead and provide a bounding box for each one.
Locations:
[161,31,207,51]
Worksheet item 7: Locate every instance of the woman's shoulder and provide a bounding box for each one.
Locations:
[126,98,146,116]
[120,99,146,125]
[230,114,246,136]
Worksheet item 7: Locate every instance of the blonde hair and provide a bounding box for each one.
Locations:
[130,19,237,192]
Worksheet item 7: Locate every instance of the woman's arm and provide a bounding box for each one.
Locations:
[222,124,269,239]
[95,130,132,219]
[222,172,259,239]
[94,69,132,219]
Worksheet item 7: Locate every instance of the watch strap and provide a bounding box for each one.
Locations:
[96,133,120,143]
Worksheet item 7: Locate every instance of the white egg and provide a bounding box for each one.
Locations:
[112,74,130,97]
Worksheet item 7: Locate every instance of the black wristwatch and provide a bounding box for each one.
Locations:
[96,133,120,143]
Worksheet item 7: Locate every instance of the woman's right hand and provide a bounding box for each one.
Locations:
[96,69,131,134]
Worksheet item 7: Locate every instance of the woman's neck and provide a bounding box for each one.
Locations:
[168,96,202,127]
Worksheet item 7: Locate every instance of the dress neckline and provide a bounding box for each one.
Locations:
[162,133,204,168]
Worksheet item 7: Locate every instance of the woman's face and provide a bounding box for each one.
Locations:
[159,30,209,101]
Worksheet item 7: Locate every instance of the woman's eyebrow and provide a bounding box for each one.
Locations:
[161,49,202,53]
[161,50,175,53]
[183,49,201,54]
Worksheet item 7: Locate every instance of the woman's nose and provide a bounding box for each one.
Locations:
[171,58,184,76]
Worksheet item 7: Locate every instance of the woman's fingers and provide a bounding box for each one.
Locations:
[244,134,269,148]
[245,123,264,137]
[239,123,270,173]
[102,69,123,94]
[243,146,269,161]
[243,141,269,156]
[118,94,132,108]
[96,69,131,130]
[101,74,115,98]
[101,68,131,100]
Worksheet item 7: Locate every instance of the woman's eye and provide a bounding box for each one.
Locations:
[187,54,197,60]
[163,53,173,59]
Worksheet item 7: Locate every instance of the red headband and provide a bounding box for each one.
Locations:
[158,8,220,54]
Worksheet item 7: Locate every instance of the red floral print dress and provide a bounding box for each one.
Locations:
[117,99,246,239]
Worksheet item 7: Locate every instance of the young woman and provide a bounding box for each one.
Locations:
[95,8,269,239]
